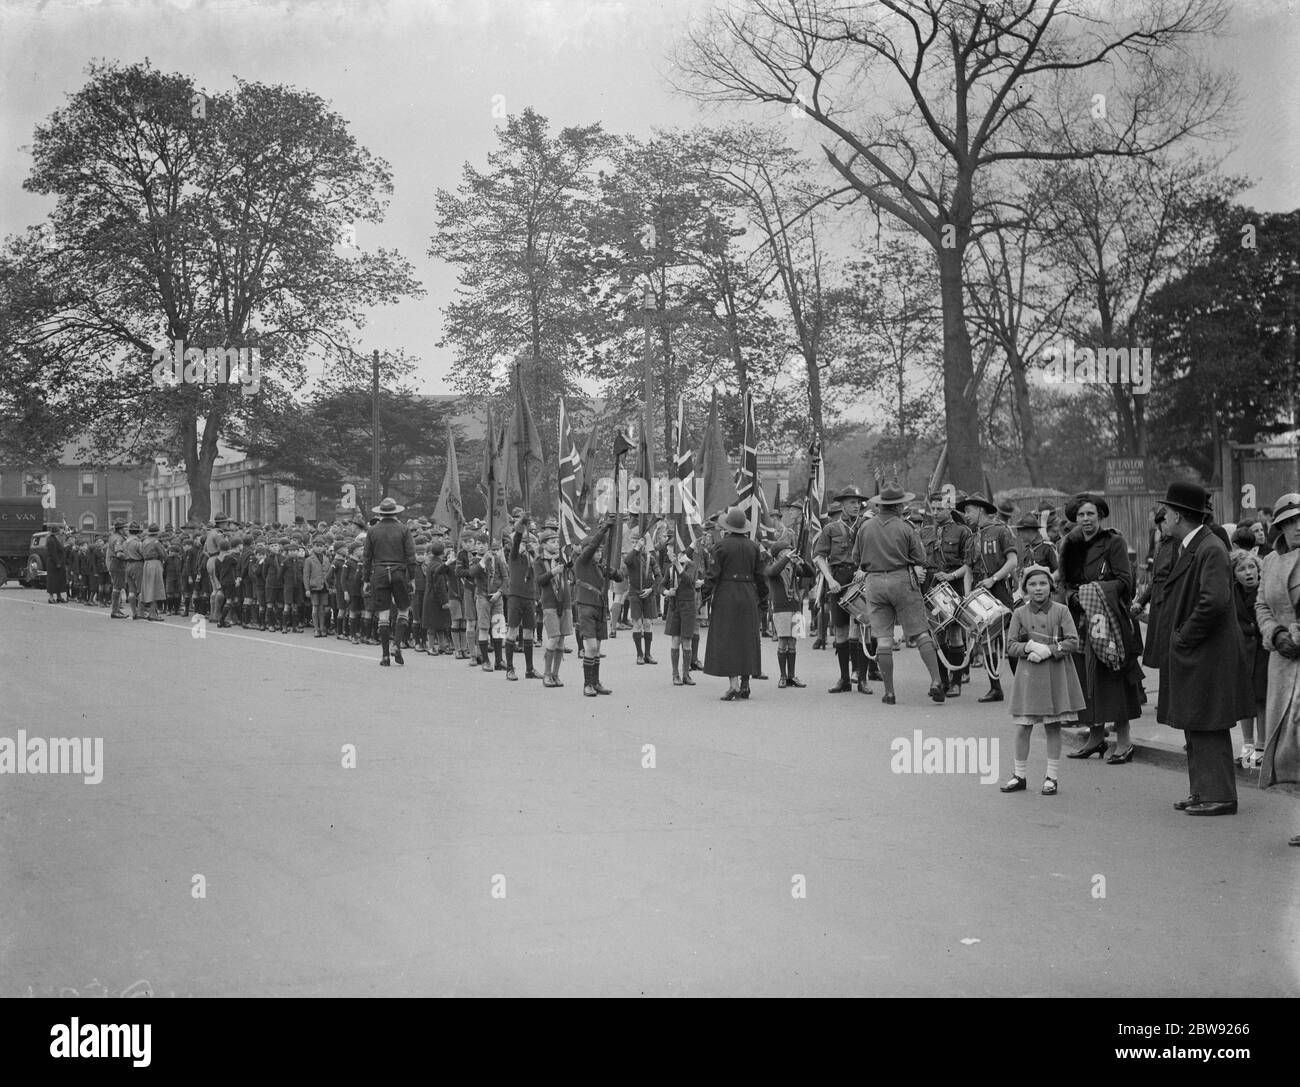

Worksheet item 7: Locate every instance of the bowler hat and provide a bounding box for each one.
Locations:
[721,506,750,534]
[955,493,997,515]
[869,483,915,506]
[1158,482,1207,519]
[1064,492,1111,521]
[372,497,404,516]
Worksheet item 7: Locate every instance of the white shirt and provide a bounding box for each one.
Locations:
[1181,524,1202,551]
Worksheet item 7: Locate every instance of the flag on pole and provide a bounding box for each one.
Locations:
[799,438,823,564]
[504,360,545,509]
[576,416,600,518]
[734,391,760,540]
[673,395,701,553]
[698,388,731,520]
[433,431,464,538]
[480,408,509,540]
[557,397,589,546]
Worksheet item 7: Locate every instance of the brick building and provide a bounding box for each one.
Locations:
[0,444,152,531]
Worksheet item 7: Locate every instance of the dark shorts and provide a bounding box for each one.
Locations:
[628,591,659,621]
[310,589,329,606]
[283,582,304,607]
[828,565,857,629]
[125,565,142,594]
[506,595,536,631]
[252,584,266,605]
[372,565,410,613]
[110,565,126,591]
[664,603,697,638]
[264,585,282,607]
[576,603,608,642]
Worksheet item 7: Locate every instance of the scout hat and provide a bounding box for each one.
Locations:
[721,506,750,534]
[1019,564,1056,595]
[127,521,142,534]
[955,492,996,514]
[1065,492,1111,520]
[869,483,915,507]
[112,519,126,530]
[834,485,869,502]
[1015,513,1043,532]
[146,523,160,534]
[373,497,404,516]
[996,498,1016,518]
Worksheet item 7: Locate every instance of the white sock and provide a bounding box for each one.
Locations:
[1046,758,1060,781]
[1013,759,1028,779]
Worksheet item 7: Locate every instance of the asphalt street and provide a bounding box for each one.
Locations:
[2,587,1297,997]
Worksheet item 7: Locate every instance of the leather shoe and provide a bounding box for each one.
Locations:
[1173,795,1201,810]
[828,680,852,693]
[928,683,946,704]
[977,688,1003,703]
[1185,801,1237,816]
[856,678,872,694]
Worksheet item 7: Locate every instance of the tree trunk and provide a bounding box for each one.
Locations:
[1006,346,1044,485]
[937,244,982,493]
[803,343,825,443]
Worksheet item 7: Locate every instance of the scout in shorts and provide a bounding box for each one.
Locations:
[663,537,702,686]
[535,523,573,687]
[850,483,946,705]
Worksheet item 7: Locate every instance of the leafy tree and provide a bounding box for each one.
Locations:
[1146,205,1300,479]
[0,60,420,521]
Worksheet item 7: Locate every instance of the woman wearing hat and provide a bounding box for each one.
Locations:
[1059,493,1144,762]
[45,524,69,603]
[1252,493,1300,842]
[140,524,167,621]
[704,506,769,700]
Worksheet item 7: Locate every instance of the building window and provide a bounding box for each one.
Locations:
[80,471,97,496]
[80,512,97,531]
[23,472,46,497]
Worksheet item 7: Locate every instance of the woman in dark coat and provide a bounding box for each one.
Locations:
[704,506,769,700]
[1060,494,1144,762]
[45,526,68,602]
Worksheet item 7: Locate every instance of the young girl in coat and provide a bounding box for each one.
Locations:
[1002,565,1087,795]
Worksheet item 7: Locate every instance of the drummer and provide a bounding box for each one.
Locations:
[851,483,948,705]
[813,485,872,694]
[957,493,1021,703]
[921,490,973,698]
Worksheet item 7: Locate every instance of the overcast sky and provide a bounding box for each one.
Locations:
[2,0,1296,395]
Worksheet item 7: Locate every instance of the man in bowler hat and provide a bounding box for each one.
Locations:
[1150,481,1255,815]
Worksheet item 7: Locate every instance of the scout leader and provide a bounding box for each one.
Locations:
[363,497,418,667]
[850,483,947,705]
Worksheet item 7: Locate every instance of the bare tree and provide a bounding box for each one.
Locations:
[673,0,1234,491]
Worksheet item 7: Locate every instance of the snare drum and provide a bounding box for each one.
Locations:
[957,586,1011,637]
[836,580,872,624]
[924,582,963,631]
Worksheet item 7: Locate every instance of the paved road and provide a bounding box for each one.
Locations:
[2,587,1297,997]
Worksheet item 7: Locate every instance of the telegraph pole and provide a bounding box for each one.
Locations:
[371,348,380,507]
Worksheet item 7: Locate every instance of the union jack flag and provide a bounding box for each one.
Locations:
[673,395,701,553]
[557,397,588,546]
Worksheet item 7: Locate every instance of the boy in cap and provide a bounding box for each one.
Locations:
[764,533,807,689]
[280,536,304,633]
[663,536,702,686]
[304,537,330,636]
[347,539,367,643]
[262,538,283,631]
[423,541,454,655]
[574,513,624,696]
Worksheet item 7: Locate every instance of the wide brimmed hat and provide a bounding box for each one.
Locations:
[213,512,232,523]
[721,506,750,534]
[127,521,142,534]
[112,519,127,530]
[996,499,1016,517]
[1015,513,1043,531]
[1064,492,1111,521]
[1159,482,1208,519]
[146,523,160,534]
[955,493,996,514]
[869,483,915,506]
[834,486,869,502]
[372,497,405,516]
[1270,494,1300,529]
[1019,564,1056,594]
